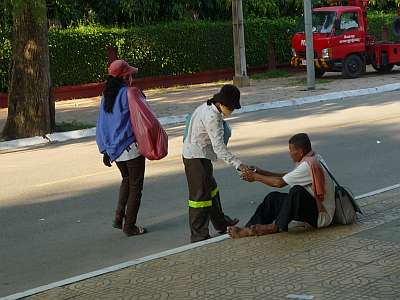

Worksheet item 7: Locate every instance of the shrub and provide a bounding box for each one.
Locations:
[0,29,11,93]
[367,12,397,41]
[48,27,120,87]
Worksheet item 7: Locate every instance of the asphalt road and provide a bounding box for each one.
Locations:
[1,90,400,297]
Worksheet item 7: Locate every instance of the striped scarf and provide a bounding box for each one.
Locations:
[300,151,326,212]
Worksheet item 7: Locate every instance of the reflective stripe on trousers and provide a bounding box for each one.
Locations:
[188,187,219,208]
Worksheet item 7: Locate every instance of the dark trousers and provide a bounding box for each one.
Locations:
[183,157,234,243]
[246,185,318,231]
[115,156,145,228]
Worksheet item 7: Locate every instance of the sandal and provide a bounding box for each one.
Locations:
[112,218,123,230]
[226,217,239,227]
[112,212,124,230]
[123,225,147,237]
[218,217,239,234]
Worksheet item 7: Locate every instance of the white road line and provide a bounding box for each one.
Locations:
[1,82,400,151]
[355,184,400,200]
[2,183,399,300]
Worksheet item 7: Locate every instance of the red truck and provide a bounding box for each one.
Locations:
[290,0,400,78]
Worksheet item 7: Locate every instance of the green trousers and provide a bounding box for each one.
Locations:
[183,157,235,243]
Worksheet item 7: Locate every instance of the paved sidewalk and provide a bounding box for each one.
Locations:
[16,188,400,300]
[1,67,400,134]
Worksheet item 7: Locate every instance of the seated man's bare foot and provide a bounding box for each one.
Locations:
[250,223,279,236]
[227,226,256,239]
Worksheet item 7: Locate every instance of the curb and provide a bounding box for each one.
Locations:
[1,82,400,152]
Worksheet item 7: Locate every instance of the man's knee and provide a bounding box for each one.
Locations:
[289,185,305,195]
[264,191,282,202]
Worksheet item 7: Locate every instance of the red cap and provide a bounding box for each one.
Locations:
[108,60,138,78]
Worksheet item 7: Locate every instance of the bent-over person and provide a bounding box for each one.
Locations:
[228,133,335,238]
[183,84,249,243]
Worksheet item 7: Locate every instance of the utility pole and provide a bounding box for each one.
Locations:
[232,0,250,87]
[304,0,315,90]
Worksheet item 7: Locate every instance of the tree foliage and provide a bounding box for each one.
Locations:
[1,0,399,28]
[45,0,233,26]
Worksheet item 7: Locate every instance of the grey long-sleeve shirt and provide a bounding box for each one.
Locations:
[182,103,242,169]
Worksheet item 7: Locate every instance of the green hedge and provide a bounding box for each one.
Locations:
[367,12,397,41]
[0,18,295,92]
[0,14,395,92]
[47,19,295,88]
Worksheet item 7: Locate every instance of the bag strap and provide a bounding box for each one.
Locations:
[320,161,362,214]
[319,161,342,188]
[183,113,192,143]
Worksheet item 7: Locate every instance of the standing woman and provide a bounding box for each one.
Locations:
[183,84,249,243]
[96,59,146,236]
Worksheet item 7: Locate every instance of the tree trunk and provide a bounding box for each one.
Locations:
[2,0,53,140]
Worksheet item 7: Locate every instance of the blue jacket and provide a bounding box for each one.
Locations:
[96,86,135,162]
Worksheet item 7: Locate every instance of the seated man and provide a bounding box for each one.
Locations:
[228,133,335,238]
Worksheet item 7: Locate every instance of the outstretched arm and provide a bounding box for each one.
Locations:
[242,170,287,188]
[203,112,242,169]
[255,167,286,178]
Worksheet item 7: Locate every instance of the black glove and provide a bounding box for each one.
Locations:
[102,153,112,167]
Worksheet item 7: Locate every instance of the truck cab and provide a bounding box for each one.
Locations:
[291,6,368,78]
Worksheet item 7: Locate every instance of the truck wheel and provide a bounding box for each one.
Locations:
[315,68,325,78]
[372,63,394,73]
[342,54,364,78]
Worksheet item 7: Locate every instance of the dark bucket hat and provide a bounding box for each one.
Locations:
[213,84,241,110]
